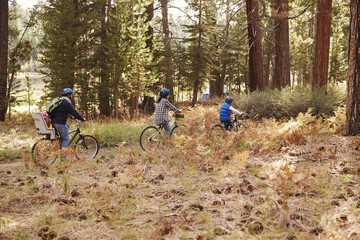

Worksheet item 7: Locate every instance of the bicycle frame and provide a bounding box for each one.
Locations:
[55,120,83,146]
[158,114,178,130]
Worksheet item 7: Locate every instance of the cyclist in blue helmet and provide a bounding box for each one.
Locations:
[154,88,181,135]
[51,88,85,153]
[219,96,243,131]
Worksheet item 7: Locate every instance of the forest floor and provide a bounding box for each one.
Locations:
[1,107,360,240]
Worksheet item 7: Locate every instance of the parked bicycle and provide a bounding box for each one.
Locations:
[211,114,246,134]
[140,113,186,151]
[32,118,99,165]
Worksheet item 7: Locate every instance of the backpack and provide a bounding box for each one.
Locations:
[46,97,64,118]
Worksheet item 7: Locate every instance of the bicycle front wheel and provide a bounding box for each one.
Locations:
[170,124,187,141]
[31,139,60,166]
[75,135,99,160]
[140,126,162,151]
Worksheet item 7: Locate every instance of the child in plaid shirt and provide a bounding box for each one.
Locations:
[154,89,181,135]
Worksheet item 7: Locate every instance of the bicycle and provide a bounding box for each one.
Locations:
[211,114,246,134]
[31,119,99,165]
[140,113,186,151]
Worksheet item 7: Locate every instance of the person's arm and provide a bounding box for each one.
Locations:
[65,102,85,121]
[165,99,180,112]
[229,106,243,116]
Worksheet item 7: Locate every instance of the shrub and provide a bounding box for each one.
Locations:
[234,84,346,119]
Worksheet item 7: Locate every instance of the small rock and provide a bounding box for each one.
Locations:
[244,204,253,211]
[70,189,81,197]
[318,146,325,151]
[309,225,323,235]
[340,167,350,174]
[213,188,222,194]
[43,183,51,188]
[212,200,222,206]
[40,170,48,177]
[156,174,164,180]
[111,170,118,177]
[224,186,232,194]
[336,215,348,223]
[171,205,183,211]
[190,203,204,211]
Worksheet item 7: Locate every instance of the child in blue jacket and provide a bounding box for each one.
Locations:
[219,96,243,130]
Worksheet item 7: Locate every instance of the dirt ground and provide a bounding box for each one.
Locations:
[1,110,360,239]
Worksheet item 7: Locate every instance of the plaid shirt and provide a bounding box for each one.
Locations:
[154,98,179,125]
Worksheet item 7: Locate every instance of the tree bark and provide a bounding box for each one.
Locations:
[160,0,174,102]
[273,0,290,89]
[345,0,360,135]
[246,0,264,92]
[98,0,111,116]
[312,0,332,88]
[0,0,8,121]
[191,0,202,106]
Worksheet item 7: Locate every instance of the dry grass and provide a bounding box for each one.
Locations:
[1,106,360,239]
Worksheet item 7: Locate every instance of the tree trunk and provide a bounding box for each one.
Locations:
[312,0,332,88]
[98,0,111,116]
[145,1,154,51]
[160,0,174,102]
[191,0,202,106]
[345,0,360,135]
[0,0,8,121]
[246,0,264,92]
[273,0,290,89]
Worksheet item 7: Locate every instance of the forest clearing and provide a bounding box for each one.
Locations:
[1,0,360,239]
[1,105,360,240]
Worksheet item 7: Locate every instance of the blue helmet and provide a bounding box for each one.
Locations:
[225,96,233,103]
[61,88,73,96]
[160,88,170,97]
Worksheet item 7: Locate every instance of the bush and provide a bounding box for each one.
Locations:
[234,84,346,119]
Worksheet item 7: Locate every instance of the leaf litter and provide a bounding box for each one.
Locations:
[0,106,360,239]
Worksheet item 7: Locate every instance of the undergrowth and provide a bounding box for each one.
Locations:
[232,84,346,119]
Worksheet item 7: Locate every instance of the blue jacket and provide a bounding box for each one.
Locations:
[219,103,231,121]
[51,98,84,124]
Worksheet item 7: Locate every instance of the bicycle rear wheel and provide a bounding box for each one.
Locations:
[210,124,225,137]
[75,135,99,160]
[31,139,60,166]
[140,126,162,151]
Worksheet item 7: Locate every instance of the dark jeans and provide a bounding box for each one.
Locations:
[221,120,233,131]
[53,123,70,148]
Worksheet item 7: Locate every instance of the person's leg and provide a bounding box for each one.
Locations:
[224,120,234,131]
[163,122,172,135]
[53,123,70,148]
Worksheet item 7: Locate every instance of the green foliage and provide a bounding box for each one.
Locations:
[83,121,148,147]
[235,84,346,119]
